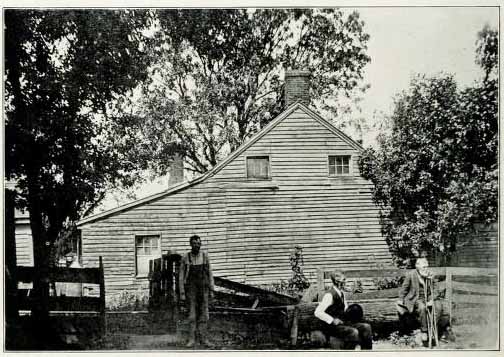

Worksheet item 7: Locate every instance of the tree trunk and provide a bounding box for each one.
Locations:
[5,189,19,349]
[296,300,399,331]
[295,298,449,334]
[27,182,50,322]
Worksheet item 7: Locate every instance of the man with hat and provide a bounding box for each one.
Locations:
[314,270,373,349]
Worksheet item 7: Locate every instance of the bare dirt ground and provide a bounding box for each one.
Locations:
[97,322,498,351]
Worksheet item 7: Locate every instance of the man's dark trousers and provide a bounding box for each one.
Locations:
[186,264,209,342]
[323,322,373,349]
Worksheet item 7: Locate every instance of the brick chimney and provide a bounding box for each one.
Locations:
[284,69,311,108]
[168,153,184,187]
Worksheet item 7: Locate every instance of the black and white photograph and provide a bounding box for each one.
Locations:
[3,4,500,352]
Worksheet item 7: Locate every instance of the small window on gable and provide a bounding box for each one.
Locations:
[329,155,351,176]
[135,235,161,277]
[246,156,270,179]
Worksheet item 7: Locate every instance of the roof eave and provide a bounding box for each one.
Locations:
[76,175,207,227]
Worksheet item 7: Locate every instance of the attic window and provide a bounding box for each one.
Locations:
[246,156,270,179]
[329,155,351,176]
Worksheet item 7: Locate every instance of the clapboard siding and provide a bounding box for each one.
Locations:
[15,210,34,267]
[452,223,498,268]
[80,105,394,298]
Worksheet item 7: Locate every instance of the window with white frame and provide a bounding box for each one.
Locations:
[135,235,161,277]
[329,155,351,176]
[246,156,270,179]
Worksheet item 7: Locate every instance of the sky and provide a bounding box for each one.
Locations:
[97,6,500,212]
[357,7,499,145]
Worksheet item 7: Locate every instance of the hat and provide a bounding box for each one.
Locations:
[345,303,364,323]
[330,270,346,284]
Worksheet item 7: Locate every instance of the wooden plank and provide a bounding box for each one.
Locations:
[98,256,105,315]
[290,305,300,346]
[452,281,498,295]
[213,276,297,305]
[211,306,283,314]
[317,268,324,302]
[448,267,498,276]
[350,297,400,303]
[82,221,383,235]
[446,270,452,326]
[93,212,382,226]
[323,268,447,279]
[83,215,381,231]
[17,266,102,284]
[323,269,403,279]
[295,299,400,331]
[452,294,498,305]
[18,295,103,312]
[213,290,256,307]
[347,287,401,300]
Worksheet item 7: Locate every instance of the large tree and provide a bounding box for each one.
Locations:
[116,9,371,175]
[359,27,498,266]
[5,9,153,321]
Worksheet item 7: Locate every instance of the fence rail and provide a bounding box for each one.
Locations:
[17,266,103,285]
[316,266,498,328]
[15,256,105,315]
[148,253,298,310]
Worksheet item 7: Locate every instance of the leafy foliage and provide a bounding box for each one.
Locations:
[387,331,422,348]
[288,245,311,293]
[259,280,292,296]
[350,279,364,294]
[373,276,404,290]
[5,9,153,229]
[106,289,150,311]
[120,9,371,174]
[475,25,498,83]
[359,27,498,265]
[5,9,154,315]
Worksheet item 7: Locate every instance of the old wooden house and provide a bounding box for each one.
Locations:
[76,71,396,296]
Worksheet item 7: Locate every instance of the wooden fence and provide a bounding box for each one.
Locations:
[16,256,105,315]
[148,254,181,311]
[286,266,498,346]
[148,259,497,347]
[148,253,297,310]
[313,266,498,326]
[148,253,297,346]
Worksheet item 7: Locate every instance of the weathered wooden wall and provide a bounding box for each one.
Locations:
[429,223,498,269]
[452,223,498,268]
[15,209,34,267]
[80,107,394,296]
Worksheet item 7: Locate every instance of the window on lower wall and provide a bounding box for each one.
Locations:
[329,155,351,176]
[246,156,270,179]
[135,235,161,277]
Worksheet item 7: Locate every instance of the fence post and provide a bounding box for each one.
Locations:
[98,256,106,333]
[290,305,300,346]
[445,268,452,325]
[317,268,324,302]
[167,255,174,305]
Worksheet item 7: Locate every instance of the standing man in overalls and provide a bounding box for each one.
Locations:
[179,235,215,348]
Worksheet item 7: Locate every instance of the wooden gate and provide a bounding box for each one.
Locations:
[148,253,181,311]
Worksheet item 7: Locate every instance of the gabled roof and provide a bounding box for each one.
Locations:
[77,101,363,227]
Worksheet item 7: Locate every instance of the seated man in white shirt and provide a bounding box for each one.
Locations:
[314,270,373,349]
